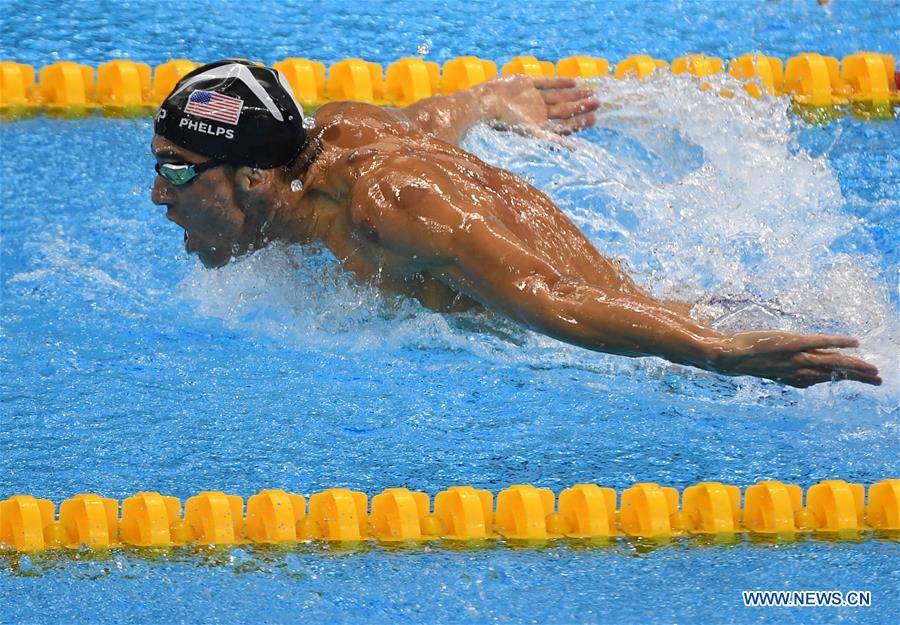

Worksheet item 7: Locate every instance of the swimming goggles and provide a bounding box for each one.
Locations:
[155,160,224,186]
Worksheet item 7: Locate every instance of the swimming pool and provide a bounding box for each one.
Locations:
[1,1,898,623]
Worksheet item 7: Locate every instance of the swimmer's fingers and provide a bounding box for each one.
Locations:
[836,369,882,385]
[546,96,600,121]
[790,336,881,385]
[796,352,881,386]
[799,350,879,374]
[532,76,578,91]
[785,348,881,387]
[783,334,859,352]
[535,78,598,130]
[543,89,596,107]
[543,98,599,134]
[793,366,882,387]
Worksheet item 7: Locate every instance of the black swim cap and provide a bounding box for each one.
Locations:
[155,59,305,168]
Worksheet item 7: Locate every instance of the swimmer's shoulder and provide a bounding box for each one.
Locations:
[302,104,407,198]
[310,101,415,146]
[312,100,385,122]
[308,102,466,186]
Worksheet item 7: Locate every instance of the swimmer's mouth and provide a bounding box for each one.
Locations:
[183,231,197,254]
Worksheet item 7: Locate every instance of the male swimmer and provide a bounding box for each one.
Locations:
[151,60,881,388]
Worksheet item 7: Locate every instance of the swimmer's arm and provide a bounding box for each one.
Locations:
[400,75,599,144]
[474,242,880,386]
[458,234,880,386]
[458,235,881,387]
[356,183,880,387]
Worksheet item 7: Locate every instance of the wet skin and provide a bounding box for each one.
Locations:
[151,75,881,388]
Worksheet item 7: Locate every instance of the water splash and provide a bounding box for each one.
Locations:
[177,243,493,354]
[463,72,896,392]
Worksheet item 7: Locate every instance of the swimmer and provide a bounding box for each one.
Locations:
[151,60,881,388]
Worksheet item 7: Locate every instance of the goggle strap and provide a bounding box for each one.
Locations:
[190,159,225,175]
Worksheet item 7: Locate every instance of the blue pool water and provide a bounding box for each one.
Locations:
[1,1,898,623]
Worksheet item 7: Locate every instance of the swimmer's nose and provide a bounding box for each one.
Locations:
[151,176,174,205]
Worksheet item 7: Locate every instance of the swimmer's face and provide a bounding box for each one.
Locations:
[150,135,248,268]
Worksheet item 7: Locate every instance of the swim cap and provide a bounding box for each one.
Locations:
[155,59,305,168]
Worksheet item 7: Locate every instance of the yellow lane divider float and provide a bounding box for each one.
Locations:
[0,479,897,552]
[0,52,897,121]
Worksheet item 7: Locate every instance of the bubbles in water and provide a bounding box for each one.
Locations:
[302,116,316,130]
[417,41,430,56]
[291,179,303,192]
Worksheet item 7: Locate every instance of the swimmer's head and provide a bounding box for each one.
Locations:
[155,59,306,168]
[151,60,307,268]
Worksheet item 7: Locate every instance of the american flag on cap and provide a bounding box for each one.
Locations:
[184,89,244,125]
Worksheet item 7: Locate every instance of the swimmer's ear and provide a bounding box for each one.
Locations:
[234,166,275,192]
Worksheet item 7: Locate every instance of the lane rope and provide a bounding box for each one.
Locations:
[1,479,897,551]
[1,53,897,120]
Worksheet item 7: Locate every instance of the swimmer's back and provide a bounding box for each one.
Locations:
[309,101,636,293]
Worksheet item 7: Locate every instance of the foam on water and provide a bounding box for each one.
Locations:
[178,242,554,371]
[173,73,896,404]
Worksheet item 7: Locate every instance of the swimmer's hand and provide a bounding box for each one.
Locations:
[400,74,599,145]
[486,75,600,135]
[712,331,882,387]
